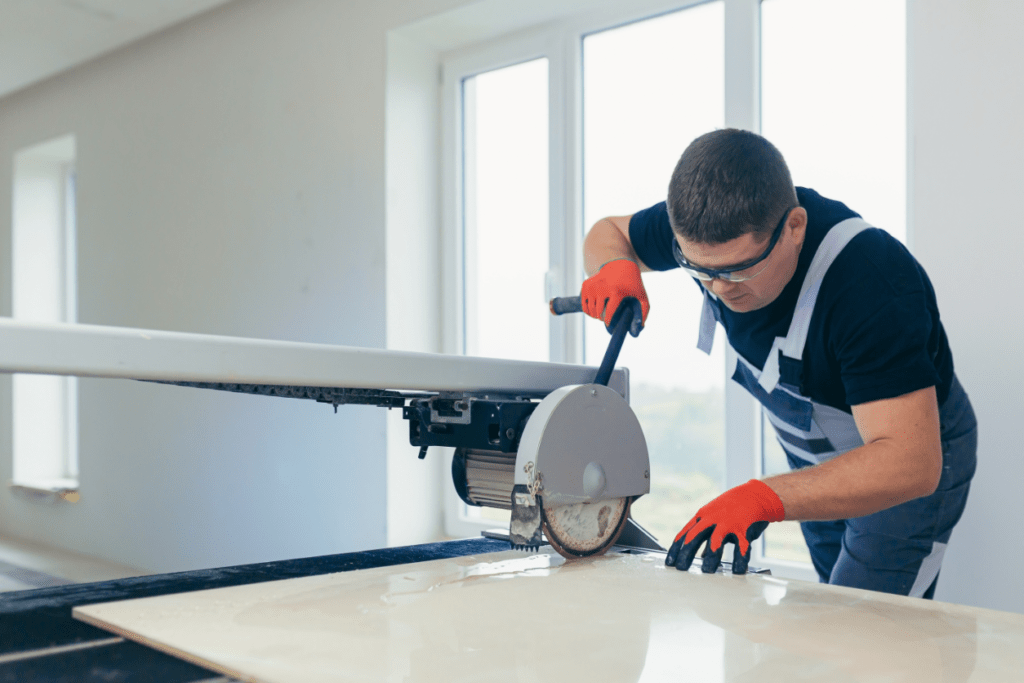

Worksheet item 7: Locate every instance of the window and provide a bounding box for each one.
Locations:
[12,135,79,495]
[439,0,907,576]
[450,56,552,529]
[761,0,906,243]
[758,0,907,566]
[462,59,550,363]
[582,2,726,546]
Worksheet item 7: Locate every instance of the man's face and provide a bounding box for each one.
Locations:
[675,208,807,313]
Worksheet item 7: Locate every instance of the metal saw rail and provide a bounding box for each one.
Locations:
[0,318,628,402]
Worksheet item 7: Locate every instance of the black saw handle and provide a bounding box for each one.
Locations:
[549,295,643,387]
[549,295,644,337]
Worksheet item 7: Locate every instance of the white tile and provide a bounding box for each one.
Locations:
[74,549,1024,682]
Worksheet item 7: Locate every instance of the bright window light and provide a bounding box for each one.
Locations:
[761,0,907,564]
[762,0,907,243]
[460,58,549,524]
[583,1,726,546]
[462,58,550,363]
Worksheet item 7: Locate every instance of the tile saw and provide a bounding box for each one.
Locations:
[447,296,654,557]
[0,298,659,560]
[153,298,657,559]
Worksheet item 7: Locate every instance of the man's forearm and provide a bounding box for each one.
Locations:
[765,386,942,521]
[765,439,939,521]
[583,217,644,276]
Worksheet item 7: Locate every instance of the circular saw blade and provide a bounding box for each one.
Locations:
[541,497,632,559]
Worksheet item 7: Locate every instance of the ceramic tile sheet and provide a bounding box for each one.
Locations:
[74,549,1024,682]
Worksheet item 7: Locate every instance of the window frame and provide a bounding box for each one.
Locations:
[439,0,763,545]
[440,30,566,538]
[438,0,879,582]
[440,0,766,545]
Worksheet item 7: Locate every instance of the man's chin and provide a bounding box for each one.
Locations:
[720,295,751,311]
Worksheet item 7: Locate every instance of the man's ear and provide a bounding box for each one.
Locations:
[789,207,808,248]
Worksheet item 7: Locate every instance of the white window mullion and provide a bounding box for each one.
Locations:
[441,62,464,357]
[546,31,565,364]
[722,0,761,501]
[724,0,761,134]
[461,76,480,357]
[551,30,585,365]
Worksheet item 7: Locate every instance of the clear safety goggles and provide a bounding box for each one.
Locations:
[673,207,794,283]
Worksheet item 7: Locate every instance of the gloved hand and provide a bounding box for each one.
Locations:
[581,259,650,332]
[665,479,786,575]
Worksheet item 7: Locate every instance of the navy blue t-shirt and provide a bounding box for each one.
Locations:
[628,187,954,410]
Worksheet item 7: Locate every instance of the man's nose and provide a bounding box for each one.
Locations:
[707,277,737,296]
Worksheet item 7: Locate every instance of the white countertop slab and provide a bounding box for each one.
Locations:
[74,549,1024,682]
[0,318,627,398]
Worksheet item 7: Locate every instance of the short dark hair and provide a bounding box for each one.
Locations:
[666,129,798,244]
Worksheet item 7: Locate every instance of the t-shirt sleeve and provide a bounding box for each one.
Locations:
[825,234,942,406]
[628,202,679,272]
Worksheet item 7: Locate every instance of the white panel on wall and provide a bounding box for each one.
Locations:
[909,0,1024,613]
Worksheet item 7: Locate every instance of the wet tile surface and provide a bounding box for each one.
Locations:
[74,549,1024,682]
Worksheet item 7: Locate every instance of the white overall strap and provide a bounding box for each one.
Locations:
[759,217,874,393]
[696,289,718,355]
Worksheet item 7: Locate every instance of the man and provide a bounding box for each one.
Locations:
[581,129,976,599]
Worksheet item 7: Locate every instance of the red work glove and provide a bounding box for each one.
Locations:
[665,479,786,575]
[581,259,650,330]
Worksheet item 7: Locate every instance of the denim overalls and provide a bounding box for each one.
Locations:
[697,217,977,598]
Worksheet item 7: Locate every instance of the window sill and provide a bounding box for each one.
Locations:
[9,480,81,504]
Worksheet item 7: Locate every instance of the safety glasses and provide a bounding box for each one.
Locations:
[673,207,795,283]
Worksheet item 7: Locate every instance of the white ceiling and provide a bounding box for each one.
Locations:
[0,0,235,100]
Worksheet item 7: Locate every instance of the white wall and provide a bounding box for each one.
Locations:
[0,0,465,573]
[910,0,1024,613]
